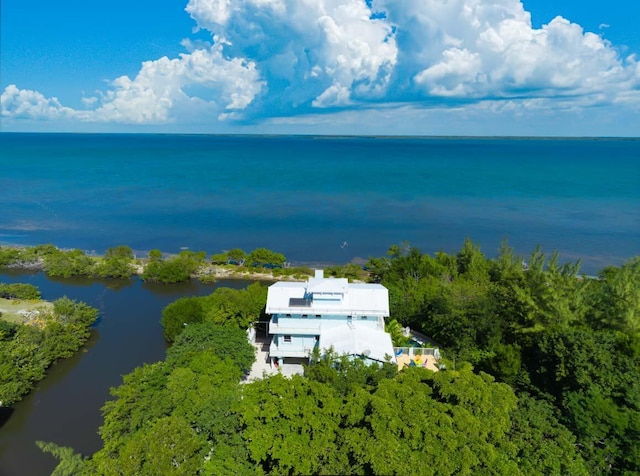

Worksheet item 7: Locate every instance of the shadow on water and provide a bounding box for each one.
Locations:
[0,408,15,431]
[42,274,137,292]
[0,272,254,476]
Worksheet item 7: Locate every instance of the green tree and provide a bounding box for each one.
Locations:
[239,373,349,475]
[161,297,205,343]
[513,248,589,331]
[0,247,22,266]
[345,367,521,475]
[96,362,172,455]
[36,441,87,476]
[148,249,163,261]
[95,245,135,278]
[227,248,247,264]
[203,283,267,329]
[167,322,255,375]
[456,237,490,281]
[247,247,285,268]
[43,249,95,277]
[385,318,410,347]
[0,297,97,406]
[104,245,134,260]
[142,250,204,283]
[508,393,588,475]
[0,283,41,300]
[89,415,207,475]
[591,257,640,338]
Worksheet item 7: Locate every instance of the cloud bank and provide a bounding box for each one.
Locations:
[3,0,640,129]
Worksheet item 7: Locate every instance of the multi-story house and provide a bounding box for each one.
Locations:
[266,270,396,366]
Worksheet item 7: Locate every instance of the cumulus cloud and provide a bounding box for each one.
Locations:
[87,42,264,123]
[2,0,639,126]
[1,85,76,120]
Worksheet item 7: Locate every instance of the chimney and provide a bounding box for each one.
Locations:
[315,269,324,279]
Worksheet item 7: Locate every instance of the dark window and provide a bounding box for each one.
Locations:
[284,335,292,343]
[360,316,368,319]
[286,313,291,317]
[315,314,321,318]
[290,298,312,307]
[302,314,308,318]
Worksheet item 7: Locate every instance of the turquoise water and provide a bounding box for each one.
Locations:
[1,133,638,273]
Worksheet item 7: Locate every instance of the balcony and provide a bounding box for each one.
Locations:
[269,341,313,359]
[268,319,321,335]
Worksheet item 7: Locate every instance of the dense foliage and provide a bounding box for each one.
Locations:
[0,282,41,300]
[141,249,207,283]
[0,244,294,283]
[0,244,137,279]
[161,283,267,342]
[0,294,98,406]
[34,242,640,474]
[247,247,286,268]
[79,322,255,475]
[72,350,588,475]
[367,240,640,474]
[94,245,136,278]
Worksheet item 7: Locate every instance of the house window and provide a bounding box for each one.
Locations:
[360,316,368,320]
[286,313,291,317]
[302,314,308,318]
[315,314,321,318]
[284,335,292,343]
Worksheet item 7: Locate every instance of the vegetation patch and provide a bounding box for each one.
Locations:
[0,291,98,406]
[0,297,53,324]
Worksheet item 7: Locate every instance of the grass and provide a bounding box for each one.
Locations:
[0,297,53,324]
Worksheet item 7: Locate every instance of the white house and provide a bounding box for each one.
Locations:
[266,270,396,366]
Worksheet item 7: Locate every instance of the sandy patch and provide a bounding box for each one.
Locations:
[0,298,53,324]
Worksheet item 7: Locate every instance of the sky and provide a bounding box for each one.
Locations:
[1,0,639,136]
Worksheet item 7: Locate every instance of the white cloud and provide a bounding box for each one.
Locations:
[185,0,397,110]
[1,85,75,120]
[2,42,264,124]
[384,1,637,102]
[2,0,640,129]
[88,42,263,123]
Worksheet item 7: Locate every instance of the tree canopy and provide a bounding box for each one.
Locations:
[37,241,640,474]
[0,294,98,406]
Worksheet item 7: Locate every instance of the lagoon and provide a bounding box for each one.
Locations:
[0,270,253,476]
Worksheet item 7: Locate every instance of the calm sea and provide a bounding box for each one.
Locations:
[1,133,638,274]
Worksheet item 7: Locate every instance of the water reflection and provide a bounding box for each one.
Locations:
[0,272,255,476]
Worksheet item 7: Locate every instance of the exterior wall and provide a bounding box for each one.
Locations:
[269,313,386,359]
[270,313,382,335]
[269,334,318,359]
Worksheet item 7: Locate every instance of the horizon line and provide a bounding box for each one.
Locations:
[1,131,639,140]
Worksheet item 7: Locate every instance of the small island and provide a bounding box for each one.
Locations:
[0,283,99,408]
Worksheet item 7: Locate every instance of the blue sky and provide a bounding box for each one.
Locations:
[1,0,639,136]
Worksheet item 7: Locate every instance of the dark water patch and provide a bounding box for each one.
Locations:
[0,408,14,431]
[0,272,255,476]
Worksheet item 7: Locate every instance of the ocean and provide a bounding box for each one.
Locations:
[0,133,638,274]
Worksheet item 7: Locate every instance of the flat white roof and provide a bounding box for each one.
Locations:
[266,276,389,316]
[319,325,396,363]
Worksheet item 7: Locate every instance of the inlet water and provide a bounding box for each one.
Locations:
[0,270,254,476]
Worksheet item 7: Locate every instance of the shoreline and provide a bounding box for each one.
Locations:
[0,244,335,283]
